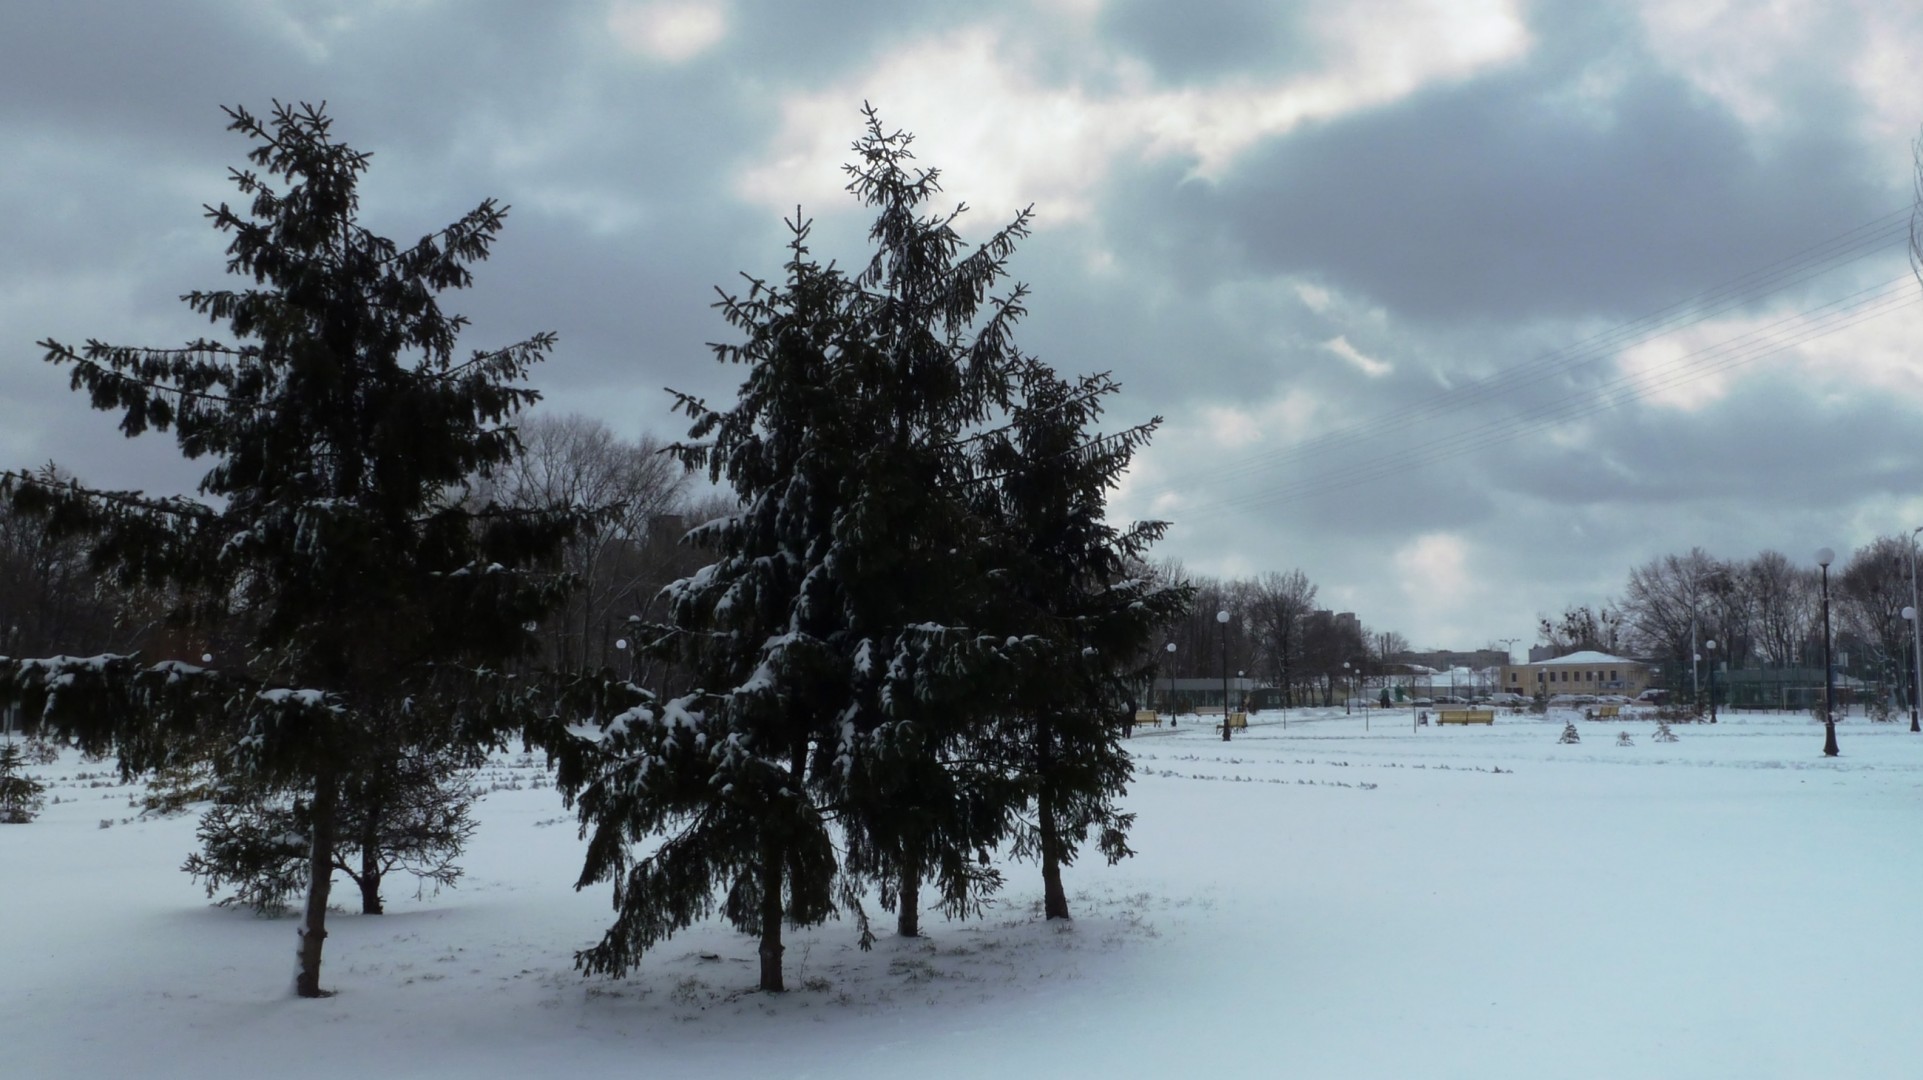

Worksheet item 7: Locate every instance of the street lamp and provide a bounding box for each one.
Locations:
[1692,649,1702,719]
[1342,661,1352,715]
[1704,639,1717,724]
[1217,610,1232,743]
[1905,607,1918,728]
[1818,547,1839,757]
[1161,641,1176,717]
[1908,526,1923,733]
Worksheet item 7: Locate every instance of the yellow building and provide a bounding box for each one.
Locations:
[1499,650,1650,698]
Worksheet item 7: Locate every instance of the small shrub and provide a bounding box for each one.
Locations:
[1557,721,1580,745]
[0,742,49,824]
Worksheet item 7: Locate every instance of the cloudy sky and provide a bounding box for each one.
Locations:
[5,0,1923,656]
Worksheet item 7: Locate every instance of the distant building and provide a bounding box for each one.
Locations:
[1395,648,1509,671]
[1499,650,1650,697]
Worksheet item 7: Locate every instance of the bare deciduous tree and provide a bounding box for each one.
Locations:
[478,412,691,672]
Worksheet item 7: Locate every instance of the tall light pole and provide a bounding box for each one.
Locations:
[1904,607,1919,731]
[1342,661,1352,715]
[1909,527,1923,733]
[1217,609,1232,742]
[1493,637,1519,701]
[1162,641,1177,725]
[1692,648,1702,719]
[1705,639,1717,723]
[1818,547,1839,757]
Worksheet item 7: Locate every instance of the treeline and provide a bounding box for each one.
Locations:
[1155,569,1408,706]
[0,423,720,669]
[0,102,1187,1001]
[1544,541,1921,701]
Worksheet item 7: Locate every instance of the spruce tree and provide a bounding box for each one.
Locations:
[0,102,581,996]
[0,741,47,824]
[179,740,478,915]
[972,360,1190,919]
[562,108,1034,990]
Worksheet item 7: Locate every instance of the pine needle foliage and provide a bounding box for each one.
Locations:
[0,102,586,997]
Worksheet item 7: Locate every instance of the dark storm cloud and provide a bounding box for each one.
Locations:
[1497,366,1923,510]
[1097,0,1310,83]
[1141,41,1889,325]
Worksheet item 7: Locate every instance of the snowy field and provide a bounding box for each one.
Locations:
[5,706,1921,1079]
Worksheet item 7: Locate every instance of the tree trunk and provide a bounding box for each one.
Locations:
[296,768,340,998]
[897,858,921,938]
[357,805,383,915]
[1039,785,1069,920]
[757,834,785,992]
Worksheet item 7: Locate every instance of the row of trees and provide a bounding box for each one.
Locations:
[1548,541,1922,701]
[1156,569,1408,706]
[0,103,1187,999]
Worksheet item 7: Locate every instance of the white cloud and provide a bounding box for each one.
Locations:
[1326,335,1393,378]
[607,0,728,63]
[1614,288,1923,414]
[1393,532,1476,643]
[1295,282,1335,314]
[1200,403,1265,448]
[1635,1,1923,148]
[736,2,1530,225]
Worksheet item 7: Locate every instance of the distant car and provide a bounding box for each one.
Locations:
[1637,689,1669,704]
[1413,697,1434,707]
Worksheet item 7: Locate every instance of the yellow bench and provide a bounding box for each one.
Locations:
[1595,704,1621,719]
[1436,709,1494,725]
[1216,711,1248,732]
[1132,710,1162,728]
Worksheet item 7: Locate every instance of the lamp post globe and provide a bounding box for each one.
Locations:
[1817,548,1838,757]
[1216,610,1232,742]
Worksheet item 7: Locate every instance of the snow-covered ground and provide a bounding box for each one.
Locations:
[5,707,1921,1079]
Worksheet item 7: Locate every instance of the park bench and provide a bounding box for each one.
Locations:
[1435,708,1494,726]
[1133,710,1162,728]
[1215,711,1248,733]
[1594,704,1621,719]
